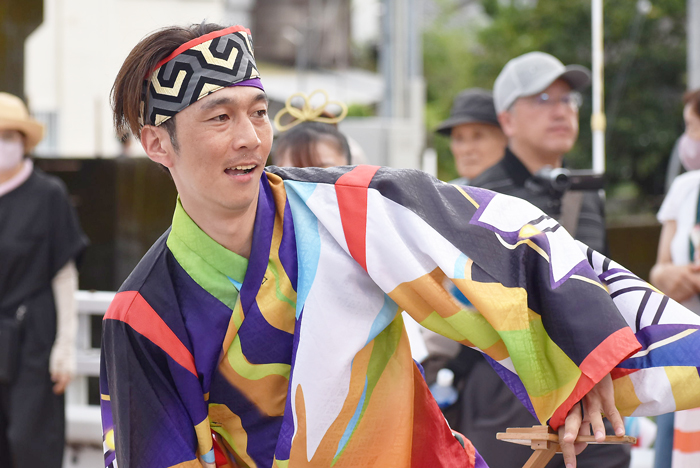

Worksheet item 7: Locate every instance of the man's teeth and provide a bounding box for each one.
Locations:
[229,164,256,171]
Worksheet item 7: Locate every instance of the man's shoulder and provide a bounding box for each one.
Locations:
[470,161,515,192]
[118,229,172,294]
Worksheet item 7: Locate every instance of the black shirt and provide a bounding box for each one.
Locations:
[0,168,88,368]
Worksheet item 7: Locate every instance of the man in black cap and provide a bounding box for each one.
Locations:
[465,52,628,468]
[435,89,506,185]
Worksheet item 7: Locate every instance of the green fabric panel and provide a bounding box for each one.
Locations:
[501,316,580,398]
[166,199,248,310]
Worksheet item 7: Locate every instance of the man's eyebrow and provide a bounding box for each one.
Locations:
[199,91,268,112]
[253,91,269,104]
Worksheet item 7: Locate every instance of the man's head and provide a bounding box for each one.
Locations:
[112,24,272,217]
[494,52,590,171]
[436,89,506,180]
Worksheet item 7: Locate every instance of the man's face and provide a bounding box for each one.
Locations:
[500,79,580,159]
[449,122,507,180]
[166,86,272,216]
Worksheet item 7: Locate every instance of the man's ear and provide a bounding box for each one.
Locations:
[140,125,175,168]
[497,110,515,139]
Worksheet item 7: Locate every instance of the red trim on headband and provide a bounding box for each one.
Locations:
[149,25,251,76]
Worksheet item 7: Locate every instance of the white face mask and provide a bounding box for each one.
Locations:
[0,139,24,172]
[679,132,700,172]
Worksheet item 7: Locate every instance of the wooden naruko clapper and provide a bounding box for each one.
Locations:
[496,425,637,468]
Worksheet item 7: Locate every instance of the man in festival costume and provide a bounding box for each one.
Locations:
[100,23,700,468]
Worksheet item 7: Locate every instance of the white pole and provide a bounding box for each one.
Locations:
[689,0,700,89]
[591,0,606,174]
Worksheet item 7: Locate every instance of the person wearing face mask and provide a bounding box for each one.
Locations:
[649,89,700,468]
[0,92,88,467]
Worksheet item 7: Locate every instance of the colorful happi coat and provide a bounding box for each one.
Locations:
[100,165,700,468]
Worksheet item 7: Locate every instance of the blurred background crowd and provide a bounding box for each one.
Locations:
[2,0,700,467]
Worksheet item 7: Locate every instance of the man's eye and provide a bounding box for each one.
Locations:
[214,114,229,121]
[254,109,267,117]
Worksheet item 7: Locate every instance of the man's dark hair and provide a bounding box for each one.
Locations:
[271,122,351,168]
[111,22,227,146]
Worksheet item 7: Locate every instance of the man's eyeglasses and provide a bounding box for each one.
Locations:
[527,91,582,111]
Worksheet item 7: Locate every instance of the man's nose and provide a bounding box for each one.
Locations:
[233,116,262,149]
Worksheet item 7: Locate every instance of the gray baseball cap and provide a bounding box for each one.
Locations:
[493,51,591,113]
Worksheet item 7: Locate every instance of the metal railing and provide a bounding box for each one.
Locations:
[66,290,114,448]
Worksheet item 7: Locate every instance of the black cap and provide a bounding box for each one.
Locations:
[435,88,500,136]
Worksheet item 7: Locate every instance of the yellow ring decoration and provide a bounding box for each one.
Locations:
[273,89,348,132]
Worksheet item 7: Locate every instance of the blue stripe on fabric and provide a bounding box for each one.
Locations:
[617,330,700,369]
[283,181,320,319]
[453,252,469,279]
[366,294,399,346]
[201,449,215,464]
[228,276,242,291]
[334,377,368,459]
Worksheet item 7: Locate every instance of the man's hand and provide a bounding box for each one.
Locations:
[558,374,625,468]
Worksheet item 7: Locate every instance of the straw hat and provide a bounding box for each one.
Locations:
[0,92,45,151]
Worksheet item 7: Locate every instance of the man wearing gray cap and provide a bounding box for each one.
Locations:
[468,52,628,468]
[471,51,606,253]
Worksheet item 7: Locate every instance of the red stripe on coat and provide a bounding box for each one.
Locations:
[410,363,475,467]
[335,165,380,272]
[104,290,198,377]
[549,327,640,429]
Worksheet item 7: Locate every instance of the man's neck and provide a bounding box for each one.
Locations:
[508,140,563,174]
[179,197,257,259]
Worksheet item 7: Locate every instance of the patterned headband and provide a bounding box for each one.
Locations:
[141,25,262,127]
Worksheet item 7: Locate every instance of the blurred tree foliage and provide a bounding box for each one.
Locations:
[424,0,687,213]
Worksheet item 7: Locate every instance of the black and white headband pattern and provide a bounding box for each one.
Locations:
[141,25,262,127]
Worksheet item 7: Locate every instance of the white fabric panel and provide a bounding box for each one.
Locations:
[629,367,676,416]
[289,220,388,460]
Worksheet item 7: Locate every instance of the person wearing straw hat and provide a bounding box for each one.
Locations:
[0,92,88,467]
[435,88,506,186]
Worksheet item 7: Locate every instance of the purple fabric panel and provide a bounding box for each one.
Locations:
[474,448,490,468]
[617,325,700,369]
[483,354,537,420]
[229,77,264,91]
[635,323,700,348]
[240,176,275,311]
[209,371,282,467]
[274,306,304,461]
[171,256,233,394]
[279,198,299,290]
[238,301,294,365]
[463,185,497,207]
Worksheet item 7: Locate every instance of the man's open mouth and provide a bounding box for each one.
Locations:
[225,164,256,176]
